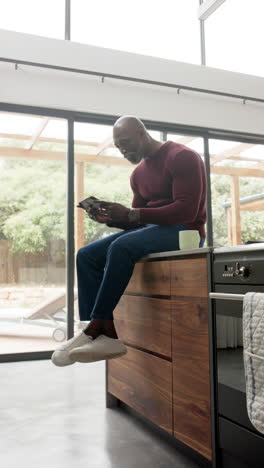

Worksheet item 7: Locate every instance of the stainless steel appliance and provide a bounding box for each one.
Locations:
[211,244,264,468]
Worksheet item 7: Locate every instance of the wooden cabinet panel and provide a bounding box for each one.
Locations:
[125,261,170,296]
[107,255,212,461]
[108,346,173,434]
[171,297,210,359]
[173,389,211,460]
[172,297,212,460]
[171,257,208,298]
[114,295,171,358]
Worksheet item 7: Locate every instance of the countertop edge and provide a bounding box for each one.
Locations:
[141,247,212,261]
[213,243,264,254]
[137,243,264,261]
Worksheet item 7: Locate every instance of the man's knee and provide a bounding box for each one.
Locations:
[77,241,109,270]
[108,236,140,261]
[76,243,95,263]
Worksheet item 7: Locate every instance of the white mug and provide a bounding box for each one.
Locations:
[179,230,200,250]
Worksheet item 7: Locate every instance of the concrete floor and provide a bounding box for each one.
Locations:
[0,358,202,468]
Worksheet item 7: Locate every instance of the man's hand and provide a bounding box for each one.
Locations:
[91,211,109,224]
[77,199,142,228]
[85,204,110,224]
[77,197,110,224]
[98,202,130,224]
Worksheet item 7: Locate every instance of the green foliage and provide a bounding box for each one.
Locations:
[211,174,231,246]
[81,163,134,242]
[1,156,264,253]
[211,174,264,246]
[0,158,133,253]
[240,177,264,243]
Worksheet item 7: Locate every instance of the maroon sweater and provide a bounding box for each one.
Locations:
[130,141,207,237]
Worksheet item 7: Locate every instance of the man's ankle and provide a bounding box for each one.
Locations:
[83,319,102,339]
[83,319,118,340]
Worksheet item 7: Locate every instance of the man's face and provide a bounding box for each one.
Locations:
[113,127,144,164]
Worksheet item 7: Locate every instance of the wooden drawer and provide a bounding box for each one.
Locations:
[172,297,211,460]
[171,257,208,298]
[113,295,171,358]
[171,297,210,360]
[108,346,173,434]
[125,260,170,296]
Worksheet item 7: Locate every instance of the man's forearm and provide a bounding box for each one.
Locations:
[107,209,144,230]
[138,198,198,226]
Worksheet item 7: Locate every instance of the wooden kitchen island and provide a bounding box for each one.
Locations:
[106,248,213,465]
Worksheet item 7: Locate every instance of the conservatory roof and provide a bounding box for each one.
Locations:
[1,112,264,178]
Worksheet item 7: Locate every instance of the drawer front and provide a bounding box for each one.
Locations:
[114,295,171,358]
[125,261,170,296]
[171,297,210,360]
[171,257,208,298]
[172,297,211,460]
[108,346,173,434]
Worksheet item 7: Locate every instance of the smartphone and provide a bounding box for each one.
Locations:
[77,196,98,210]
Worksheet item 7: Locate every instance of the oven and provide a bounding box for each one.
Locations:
[211,245,264,468]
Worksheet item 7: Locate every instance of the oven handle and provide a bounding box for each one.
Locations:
[209,292,244,301]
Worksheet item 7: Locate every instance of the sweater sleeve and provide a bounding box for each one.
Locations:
[139,150,204,225]
[130,173,147,208]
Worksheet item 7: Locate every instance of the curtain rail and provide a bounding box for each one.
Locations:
[1,57,264,105]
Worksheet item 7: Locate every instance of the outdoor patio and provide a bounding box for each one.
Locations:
[0,286,82,354]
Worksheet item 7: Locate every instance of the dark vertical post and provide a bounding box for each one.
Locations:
[66,119,75,339]
[207,252,218,468]
[204,137,213,246]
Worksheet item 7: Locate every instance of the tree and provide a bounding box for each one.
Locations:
[211,174,264,246]
[0,158,134,253]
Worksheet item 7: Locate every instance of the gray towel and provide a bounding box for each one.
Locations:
[243,292,264,434]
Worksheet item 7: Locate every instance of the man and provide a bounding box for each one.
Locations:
[51,115,207,366]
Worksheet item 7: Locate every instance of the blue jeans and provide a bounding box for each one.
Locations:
[76,224,205,321]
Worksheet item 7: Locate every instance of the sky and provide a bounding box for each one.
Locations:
[205,0,264,77]
[0,0,263,77]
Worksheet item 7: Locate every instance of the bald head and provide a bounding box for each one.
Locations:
[113,115,150,165]
[113,115,146,134]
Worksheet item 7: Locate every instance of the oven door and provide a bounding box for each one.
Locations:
[215,284,264,433]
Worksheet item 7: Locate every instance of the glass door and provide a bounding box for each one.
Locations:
[208,138,264,247]
[0,112,68,354]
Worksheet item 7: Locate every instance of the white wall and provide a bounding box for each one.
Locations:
[1,29,264,136]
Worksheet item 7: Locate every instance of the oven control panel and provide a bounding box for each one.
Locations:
[222,262,250,279]
[214,259,258,284]
[214,250,264,284]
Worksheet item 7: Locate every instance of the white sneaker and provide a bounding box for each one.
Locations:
[69,335,127,363]
[51,330,93,367]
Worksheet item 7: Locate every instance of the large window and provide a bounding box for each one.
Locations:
[205,0,264,77]
[0,112,68,354]
[2,106,264,360]
[0,0,65,39]
[209,138,264,246]
[71,0,201,64]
